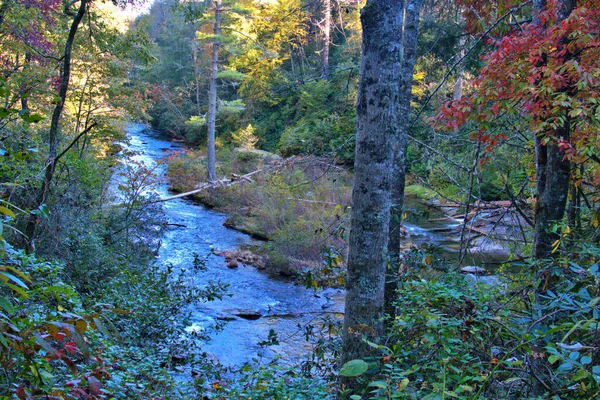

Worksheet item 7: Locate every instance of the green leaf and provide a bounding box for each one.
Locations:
[572,368,588,382]
[398,377,410,391]
[0,296,14,315]
[0,271,29,289]
[3,283,28,298]
[0,107,12,119]
[349,396,362,400]
[580,356,592,365]
[0,265,31,284]
[368,380,388,389]
[0,332,8,348]
[20,113,44,123]
[340,359,369,377]
[558,362,573,371]
[30,204,50,217]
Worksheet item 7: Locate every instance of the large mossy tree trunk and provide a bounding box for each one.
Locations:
[340,0,403,382]
[386,0,422,319]
[206,0,221,182]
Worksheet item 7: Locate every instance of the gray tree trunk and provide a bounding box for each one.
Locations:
[206,0,221,182]
[532,0,575,259]
[340,0,404,375]
[386,0,422,318]
[321,0,332,79]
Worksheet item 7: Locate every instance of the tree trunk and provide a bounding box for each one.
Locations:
[206,0,221,182]
[532,0,575,260]
[340,0,403,380]
[386,0,422,318]
[25,0,88,252]
[321,0,332,79]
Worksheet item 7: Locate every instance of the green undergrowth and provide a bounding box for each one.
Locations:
[164,148,352,283]
[340,245,600,399]
[404,184,439,201]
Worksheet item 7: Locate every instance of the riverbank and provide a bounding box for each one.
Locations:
[163,147,524,282]
[164,147,353,283]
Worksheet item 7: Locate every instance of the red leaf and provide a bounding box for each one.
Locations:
[87,376,102,396]
[16,384,28,400]
[65,341,81,354]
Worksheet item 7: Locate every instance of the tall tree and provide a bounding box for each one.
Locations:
[320,0,332,79]
[340,0,403,372]
[206,0,221,181]
[386,0,422,317]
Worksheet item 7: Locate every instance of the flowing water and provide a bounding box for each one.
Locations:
[119,124,344,367]
[118,123,507,367]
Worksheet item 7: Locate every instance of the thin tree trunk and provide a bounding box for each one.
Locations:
[207,0,221,182]
[19,53,31,111]
[387,0,422,318]
[25,0,88,252]
[321,0,332,79]
[340,0,403,385]
[192,40,202,116]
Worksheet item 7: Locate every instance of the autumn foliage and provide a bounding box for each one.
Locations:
[435,0,600,181]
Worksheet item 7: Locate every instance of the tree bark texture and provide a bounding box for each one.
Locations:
[341,0,404,371]
[533,0,575,259]
[386,0,421,318]
[25,0,88,252]
[207,0,221,182]
[321,0,332,79]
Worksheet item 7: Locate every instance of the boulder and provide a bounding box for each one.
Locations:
[460,265,488,274]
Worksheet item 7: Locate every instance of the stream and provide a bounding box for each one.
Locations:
[117,123,507,368]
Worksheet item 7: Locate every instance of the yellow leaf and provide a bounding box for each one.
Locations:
[0,206,15,219]
[47,324,59,338]
[57,305,64,311]
[75,320,87,333]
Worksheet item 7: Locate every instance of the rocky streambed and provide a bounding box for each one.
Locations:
[118,123,517,368]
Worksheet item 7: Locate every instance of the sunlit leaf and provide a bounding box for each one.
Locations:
[340,359,369,377]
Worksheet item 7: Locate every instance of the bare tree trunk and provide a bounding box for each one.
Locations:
[340,0,403,383]
[25,0,88,252]
[321,0,332,79]
[192,40,202,116]
[207,0,221,182]
[387,0,422,318]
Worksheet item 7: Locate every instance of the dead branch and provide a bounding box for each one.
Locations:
[150,169,263,203]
